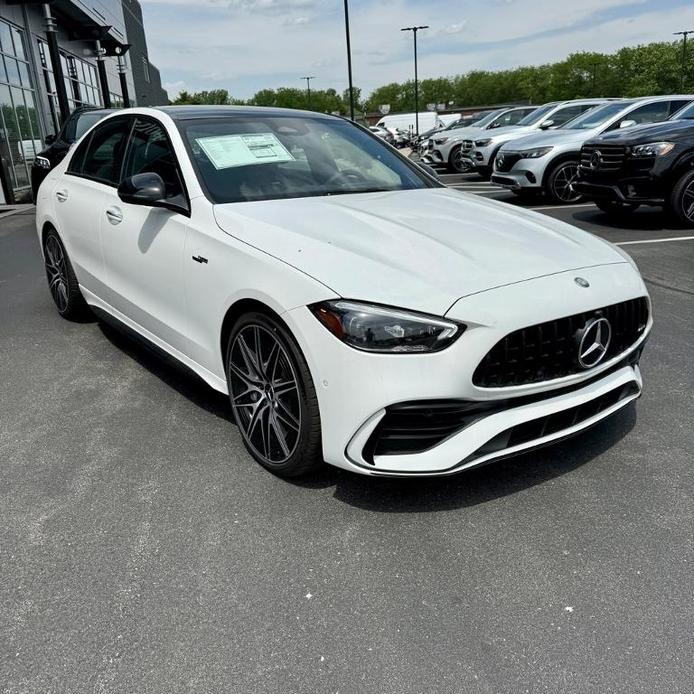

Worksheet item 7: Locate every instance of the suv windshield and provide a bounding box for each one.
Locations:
[471,110,503,128]
[516,104,555,127]
[563,101,632,129]
[181,115,433,204]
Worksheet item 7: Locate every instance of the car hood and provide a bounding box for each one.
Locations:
[213,188,625,316]
[586,118,694,145]
[436,125,487,142]
[480,125,536,144]
[502,128,596,150]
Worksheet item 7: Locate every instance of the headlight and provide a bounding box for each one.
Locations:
[434,137,449,145]
[631,142,675,158]
[34,156,51,170]
[518,146,553,159]
[475,138,493,147]
[309,300,465,354]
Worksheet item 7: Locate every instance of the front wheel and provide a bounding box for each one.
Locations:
[669,169,694,227]
[42,228,90,320]
[226,312,323,477]
[546,160,583,204]
[448,146,473,173]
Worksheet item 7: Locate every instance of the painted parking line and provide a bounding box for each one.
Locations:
[616,236,694,246]
[529,203,595,211]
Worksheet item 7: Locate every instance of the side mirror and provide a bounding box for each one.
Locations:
[539,119,555,130]
[418,162,440,179]
[619,119,637,129]
[118,172,190,216]
[44,134,56,145]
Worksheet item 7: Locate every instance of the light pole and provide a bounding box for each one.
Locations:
[401,25,429,137]
[302,76,316,110]
[343,0,355,120]
[674,31,694,91]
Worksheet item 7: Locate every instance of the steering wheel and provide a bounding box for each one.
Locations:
[324,168,369,189]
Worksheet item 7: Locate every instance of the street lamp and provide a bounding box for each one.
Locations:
[401,25,429,137]
[343,0,355,120]
[302,76,316,110]
[674,31,694,91]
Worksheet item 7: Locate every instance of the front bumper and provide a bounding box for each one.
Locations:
[285,264,650,477]
[491,155,548,190]
[573,176,666,206]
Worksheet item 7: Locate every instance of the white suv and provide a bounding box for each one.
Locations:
[490,95,694,203]
[469,99,611,178]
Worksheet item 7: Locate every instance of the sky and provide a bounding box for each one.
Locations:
[140,0,694,100]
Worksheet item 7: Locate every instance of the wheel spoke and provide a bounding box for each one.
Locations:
[273,379,297,398]
[270,412,290,458]
[229,361,261,389]
[275,402,300,432]
[237,335,264,381]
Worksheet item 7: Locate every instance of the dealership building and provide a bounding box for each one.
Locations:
[0,0,168,204]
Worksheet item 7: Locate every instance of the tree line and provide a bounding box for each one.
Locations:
[172,40,693,115]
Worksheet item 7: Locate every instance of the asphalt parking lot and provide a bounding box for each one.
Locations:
[1,188,693,693]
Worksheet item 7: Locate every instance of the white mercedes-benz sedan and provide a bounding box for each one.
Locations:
[36,106,651,478]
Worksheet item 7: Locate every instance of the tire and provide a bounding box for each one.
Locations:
[448,145,473,174]
[546,160,583,204]
[42,227,90,320]
[668,169,694,227]
[595,200,640,217]
[225,311,323,477]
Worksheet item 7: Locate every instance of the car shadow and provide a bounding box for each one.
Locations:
[95,316,637,511]
[572,207,687,232]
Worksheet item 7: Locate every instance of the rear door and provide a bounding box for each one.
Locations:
[55,115,132,300]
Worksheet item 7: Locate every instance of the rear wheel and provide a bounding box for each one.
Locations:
[546,160,582,204]
[595,200,640,217]
[42,228,89,320]
[448,145,473,173]
[669,169,694,227]
[226,312,323,477]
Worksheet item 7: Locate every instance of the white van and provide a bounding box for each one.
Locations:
[376,112,441,134]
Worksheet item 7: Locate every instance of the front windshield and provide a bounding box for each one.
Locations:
[563,102,632,129]
[516,104,555,126]
[673,102,694,120]
[472,110,502,128]
[181,115,433,204]
[443,119,463,131]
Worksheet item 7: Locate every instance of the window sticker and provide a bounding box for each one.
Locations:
[195,133,295,170]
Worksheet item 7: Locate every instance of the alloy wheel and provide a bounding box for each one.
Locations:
[452,148,472,173]
[44,235,69,313]
[682,180,694,221]
[552,163,582,203]
[228,324,302,465]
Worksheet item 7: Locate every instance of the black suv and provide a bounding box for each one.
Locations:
[32,107,115,199]
[575,102,694,225]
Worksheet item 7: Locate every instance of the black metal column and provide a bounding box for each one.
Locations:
[117,56,130,108]
[43,3,70,124]
[95,40,111,109]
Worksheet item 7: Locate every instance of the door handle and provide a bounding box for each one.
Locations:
[55,189,68,202]
[105,206,123,225]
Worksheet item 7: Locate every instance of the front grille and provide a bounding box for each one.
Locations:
[465,381,640,463]
[462,139,474,153]
[580,144,627,172]
[473,297,649,388]
[495,152,522,172]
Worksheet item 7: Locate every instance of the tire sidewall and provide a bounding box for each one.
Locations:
[670,169,694,227]
[225,311,321,476]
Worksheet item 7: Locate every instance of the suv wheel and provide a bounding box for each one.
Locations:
[226,312,323,477]
[595,200,640,217]
[546,160,582,204]
[448,145,472,173]
[42,228,90,320]
[669,169,694,226]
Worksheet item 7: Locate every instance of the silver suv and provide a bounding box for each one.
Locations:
[469,99,611,178]
[421,106,536,172]
[491,95,694,203]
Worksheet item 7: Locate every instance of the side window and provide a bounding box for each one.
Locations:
[79,117,132,185]
[616,101,670,127]
[669,100,691,116]
[66,133,93,175]
[550,104,591,127]
[123,118,184,199]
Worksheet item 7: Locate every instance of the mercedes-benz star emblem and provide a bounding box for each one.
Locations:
[577,317,612,369]
[574,277,590,288]
[590,150,602,170]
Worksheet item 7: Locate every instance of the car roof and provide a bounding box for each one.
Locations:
[153,105,332,121]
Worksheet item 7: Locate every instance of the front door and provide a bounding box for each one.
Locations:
[98,116,191,354]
